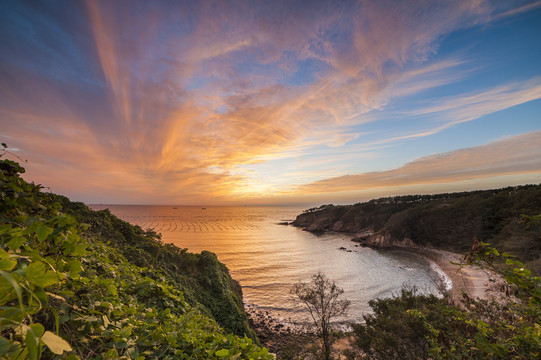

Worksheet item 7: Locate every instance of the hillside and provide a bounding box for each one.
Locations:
[0,159,272,359]
[293,185,541,273]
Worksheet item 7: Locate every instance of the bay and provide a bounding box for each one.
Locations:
[89,205,447,324]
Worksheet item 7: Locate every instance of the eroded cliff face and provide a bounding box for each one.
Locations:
[292,212,330,232]
[292,205,364,233]
[291,186,541,255]
[292,206,415,249]
[351,231,416,249]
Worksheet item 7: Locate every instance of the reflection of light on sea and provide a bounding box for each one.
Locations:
[91,205,449,325]
[128,217,260,232]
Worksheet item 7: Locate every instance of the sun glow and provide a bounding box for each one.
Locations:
[1,0,540,205]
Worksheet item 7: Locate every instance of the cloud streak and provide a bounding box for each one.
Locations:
[0,0,540,204]
[408,79,541,123]
[295,131,541,194]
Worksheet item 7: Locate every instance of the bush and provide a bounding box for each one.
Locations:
[0,159,272,359]
[349,239,541,360]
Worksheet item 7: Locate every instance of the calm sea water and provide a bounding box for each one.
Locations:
[89,205,448,324]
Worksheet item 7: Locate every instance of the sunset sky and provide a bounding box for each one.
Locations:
[1,0,540,206]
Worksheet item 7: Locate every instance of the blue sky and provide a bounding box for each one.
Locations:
[1,0,540,205]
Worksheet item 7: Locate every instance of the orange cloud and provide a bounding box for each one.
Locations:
[294,131,541,194]
[1,0,539,205]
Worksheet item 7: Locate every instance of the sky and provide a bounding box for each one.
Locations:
[1,0,540,206]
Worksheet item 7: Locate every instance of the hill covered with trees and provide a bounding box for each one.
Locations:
[293,185,541,273]
[292,188,541,359]
[0,158,272,359]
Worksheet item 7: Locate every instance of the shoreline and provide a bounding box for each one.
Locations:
[246,243,511,357]
[399,246,508,304]
[296,226,507,303]
[246,304,315,357]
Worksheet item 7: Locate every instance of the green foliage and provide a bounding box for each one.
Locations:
[0,159,273,359]
[349,232,541,360]
[56,198,255,340]
[47,240,271,359]
[349,288,457,360]
[349,287,540,359]
[0,161,84,358]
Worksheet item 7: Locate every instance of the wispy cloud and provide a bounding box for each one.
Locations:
[0,0,539,204]
[408,78,541,123]
[295,131,541,194]
[490,0,541,21]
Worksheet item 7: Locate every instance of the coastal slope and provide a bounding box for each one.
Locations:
[292,185,541,273]
[0,159,272,359]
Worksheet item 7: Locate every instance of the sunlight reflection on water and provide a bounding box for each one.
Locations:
[90,205,445,324]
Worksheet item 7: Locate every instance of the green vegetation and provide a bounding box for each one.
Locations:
[294,185,541,273]
[57,199,254,339]
[347,287,540,359]
[346,235,541,360]
[0,158,272,359]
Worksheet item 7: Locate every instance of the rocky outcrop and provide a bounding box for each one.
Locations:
[293,207,416,249]
[352,231,416,249]
[292,185,541,257]
[292,208,336,232]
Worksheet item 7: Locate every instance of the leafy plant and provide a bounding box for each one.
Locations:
[1,160,84,358]
[349,225,541,360]
[1,158,273,359]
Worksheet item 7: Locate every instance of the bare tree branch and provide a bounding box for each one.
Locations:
[291,271,350,360]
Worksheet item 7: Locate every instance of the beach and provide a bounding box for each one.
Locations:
[406,247,509,304]
[248,245,513,358]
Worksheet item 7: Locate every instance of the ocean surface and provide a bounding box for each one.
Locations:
[89,205,448,324]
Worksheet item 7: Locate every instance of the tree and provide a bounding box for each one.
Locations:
[348,288,452,360]
[291,272,350,360]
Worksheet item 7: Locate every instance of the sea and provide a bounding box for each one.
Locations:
[89,205,450,325]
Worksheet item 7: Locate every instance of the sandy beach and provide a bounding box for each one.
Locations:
[405,247,509,304]
[250,245,513,358]
[332,247,513,357]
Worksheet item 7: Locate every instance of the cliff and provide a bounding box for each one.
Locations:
[292,185,541,273]
[0,159,272,359]
[59,199,254,338]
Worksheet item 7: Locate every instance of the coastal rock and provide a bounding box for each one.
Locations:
[292,205,337,232]
[364,232,393,248]
[293,205,370,234]
[305,223,326,232]
[304,216,333,232]
[351,231,416,249]
[394,237,416,248]
[331,220,344,231]
[291,213,317,228]
[292,204,420,250]
[351,229,375,242]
